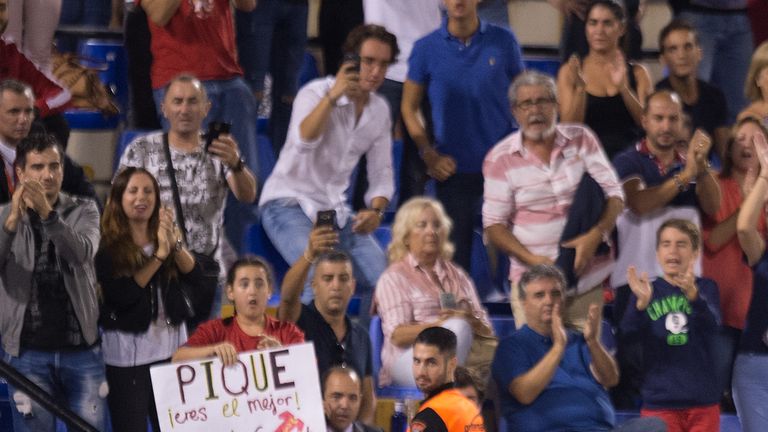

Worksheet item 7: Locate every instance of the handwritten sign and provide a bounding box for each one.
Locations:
[150,343,325,431]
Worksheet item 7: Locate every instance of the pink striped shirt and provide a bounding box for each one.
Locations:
[482,124,624,285]
[373,253,491,386]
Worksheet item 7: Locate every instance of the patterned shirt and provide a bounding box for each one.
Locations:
[482,124,624,284]
[373,253,490,386]
[118,132,230,255]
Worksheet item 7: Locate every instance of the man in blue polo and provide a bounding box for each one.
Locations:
[401,0,524,280]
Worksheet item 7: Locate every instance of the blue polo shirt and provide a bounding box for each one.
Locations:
[612,141,699,208]
[407,18,524,173]
[491,326,615,432]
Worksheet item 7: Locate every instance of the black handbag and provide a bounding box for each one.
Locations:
[162,133,219,328]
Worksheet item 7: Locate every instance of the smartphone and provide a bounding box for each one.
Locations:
[342,52,360,73]
[439,292,457,310]
[316,209,338,230]
[205,121,231,152]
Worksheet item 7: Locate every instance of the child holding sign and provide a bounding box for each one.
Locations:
[173,256,305,365]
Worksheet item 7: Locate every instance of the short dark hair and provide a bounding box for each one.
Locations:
[15,132,63,170]
[225,255,275,290]
[518,264,566,300]
[656,219,700,251]
[342,24,400,64]
[414,327,457,358]
[658,18,698,53]
[454,366,483,401]
[0,79,33,98]
[315,250,353,268]
[320,366,361,396]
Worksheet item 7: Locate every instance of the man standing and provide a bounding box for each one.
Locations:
[118,74,257,317]
[483,71,624,328]
[402,0,525,275]
[409,327,485,431]
[278,229,376,425]
[259,24,398,325]
[610,90,720,300]
[323,367,383,432]
[655,19,729,159]
[0,133,107,431]
[0,80,96,205]
[491,265,665,431]
[138,0,259,252]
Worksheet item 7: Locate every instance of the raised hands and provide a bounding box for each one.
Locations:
[207,133,242,171]
[156,207,175,260]
[582,303,602,344]
[754,130,768,179]
[671,261,698,302]
[551,302,568,348]
[627,266,652,311]
[328,60,361,102]
[607,52,628,88]
[304,226,339,261]
[683,129,713,179]
[21,180,52,219]
[566,54,586,89]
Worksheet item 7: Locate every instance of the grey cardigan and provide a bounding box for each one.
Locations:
[0,193,100,356]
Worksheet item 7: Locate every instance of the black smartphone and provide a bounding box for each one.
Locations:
[316,210,337,230]
[342,52,360,73]
[205,121,231,152]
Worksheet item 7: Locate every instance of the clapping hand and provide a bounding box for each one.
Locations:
[671,261,698,302]
[551,302,568,348]
[582,303,602,344]
[627,266,652,311]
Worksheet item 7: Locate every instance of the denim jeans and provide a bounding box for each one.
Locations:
[153,76,260,255]
[235,0,308,155]
[260,199,386,326]
[679,10,753,123]
[3,345,109,432]
[732,352,768,431]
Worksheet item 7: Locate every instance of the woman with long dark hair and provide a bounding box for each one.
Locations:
[96,167,202,432]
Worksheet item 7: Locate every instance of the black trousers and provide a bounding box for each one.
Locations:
[106,359,168,432]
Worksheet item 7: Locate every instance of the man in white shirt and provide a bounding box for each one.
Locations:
[258,24,398,326]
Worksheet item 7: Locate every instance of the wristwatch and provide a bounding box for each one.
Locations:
[175,237,183,251]
[231,156,246,173]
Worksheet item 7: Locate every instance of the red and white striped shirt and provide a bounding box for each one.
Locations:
[482,124,624,285]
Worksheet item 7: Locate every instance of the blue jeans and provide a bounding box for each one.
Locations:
[260,199,386,327]
[153,77,260,255]
[732,352,768,431]
[679,10,752,123]
[3,345,109,432]
[235,0,307,155]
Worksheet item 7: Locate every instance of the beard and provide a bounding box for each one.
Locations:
[522,120,557,142]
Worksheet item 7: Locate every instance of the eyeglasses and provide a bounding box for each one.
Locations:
[515,98,556,110]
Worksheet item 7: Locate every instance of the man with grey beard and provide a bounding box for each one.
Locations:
[482,70,624,329]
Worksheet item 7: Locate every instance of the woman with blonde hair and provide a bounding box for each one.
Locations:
[373,197,492,386]
[739,41,768,123]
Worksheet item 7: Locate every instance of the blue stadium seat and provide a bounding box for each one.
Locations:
[368,316,422,400]
[524,57,561,78]
[373,225,392,251]
[243,222,291,289]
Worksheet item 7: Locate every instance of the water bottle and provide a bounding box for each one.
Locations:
[390,400,408,432]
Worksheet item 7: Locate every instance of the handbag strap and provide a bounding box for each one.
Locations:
[161,133,219,254]
[162,132,189,245]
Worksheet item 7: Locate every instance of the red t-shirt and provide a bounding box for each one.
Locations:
[137,0,243,89]
[0,39,71,117]
[702,176,766,329]
[185,315,305,351]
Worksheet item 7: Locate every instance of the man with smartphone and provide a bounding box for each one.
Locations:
[259,24,399,327]
[118,74,257,317]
